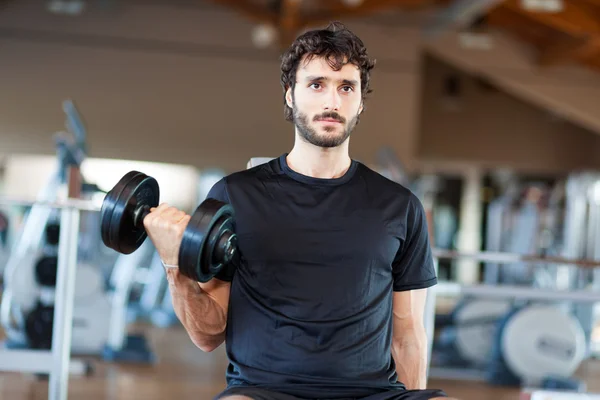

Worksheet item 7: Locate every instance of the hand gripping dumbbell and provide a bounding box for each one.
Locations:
[100,171,238,282]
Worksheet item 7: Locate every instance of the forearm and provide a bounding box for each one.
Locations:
[391,327,428,390]
[166,269,227,352]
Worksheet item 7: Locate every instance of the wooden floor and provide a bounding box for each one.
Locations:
[1,323,600,400]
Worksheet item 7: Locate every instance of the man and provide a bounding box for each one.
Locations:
[144,22,455,400]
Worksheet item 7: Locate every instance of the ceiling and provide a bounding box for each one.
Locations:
[207,0,600,73]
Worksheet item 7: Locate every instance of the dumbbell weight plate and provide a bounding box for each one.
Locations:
[35,256,59,287]
[25,304,55,349]
[179,199,237,282]
[100,171,160,254]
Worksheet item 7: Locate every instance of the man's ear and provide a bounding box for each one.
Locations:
[285,87,293,109]
[359,101,364,114]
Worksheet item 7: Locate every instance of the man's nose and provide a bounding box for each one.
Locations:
[323,88,341,111]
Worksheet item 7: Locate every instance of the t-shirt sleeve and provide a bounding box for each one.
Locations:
[205,177,230,204]
[392,193,438,292]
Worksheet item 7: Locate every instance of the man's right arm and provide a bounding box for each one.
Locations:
[166,267,230,352]
[144,178,233,352]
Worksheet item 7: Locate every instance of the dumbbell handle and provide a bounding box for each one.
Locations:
[131,204,194,271]
[131,204,181,270]
[132,204,151,229]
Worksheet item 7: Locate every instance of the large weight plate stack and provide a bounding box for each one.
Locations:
[179,199,238,282]
[100,171,159,254]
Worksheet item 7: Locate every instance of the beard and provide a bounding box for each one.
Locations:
[293,105,360,148]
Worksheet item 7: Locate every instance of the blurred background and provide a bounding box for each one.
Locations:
[1,0,600,399]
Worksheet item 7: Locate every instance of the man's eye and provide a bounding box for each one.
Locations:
[342,86,354,92]
[310,83,321,89]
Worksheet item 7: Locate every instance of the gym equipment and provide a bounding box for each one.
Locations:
[100,171,239,283]
[25,302,55,349]
[0,100,158,400]
[487,303,587,387]
[429,249,600,390]
[100,171,159,255]
[435,298,513,366]
[483,183,550,286]
[36,256,59,287]
[501,305,586,382]
[0,172,86,400]
[524,391,599,400]
[247,157,275,169]
[18,258,127,357]
[130,251,178,328]
[375,146,410,187]
[481,174,569,289]
[0,211,9,247]
[0,191,157,388]
[0,211,9,276]
[179,198,237,283]
[432,298,588,388]
[560,173,600,357]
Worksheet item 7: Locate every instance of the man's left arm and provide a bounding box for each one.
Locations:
[391,288,429,390]
[390,193,437,390]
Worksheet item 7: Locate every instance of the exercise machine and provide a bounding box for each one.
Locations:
[430,249,600,393]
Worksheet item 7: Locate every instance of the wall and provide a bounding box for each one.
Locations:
[1,1,599,176]
[423,27,600,143]
[0,1,427,173]
[416,55,600,174]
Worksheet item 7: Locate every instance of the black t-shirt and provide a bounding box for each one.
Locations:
[206,154,437,399]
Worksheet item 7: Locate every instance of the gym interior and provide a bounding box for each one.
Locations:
[1,1,600,399]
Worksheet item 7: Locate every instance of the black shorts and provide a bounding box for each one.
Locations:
[214,386,447,400]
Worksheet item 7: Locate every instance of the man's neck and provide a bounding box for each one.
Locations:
[286,139,352,180]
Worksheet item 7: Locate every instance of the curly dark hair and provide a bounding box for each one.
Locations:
[280,21,376,122]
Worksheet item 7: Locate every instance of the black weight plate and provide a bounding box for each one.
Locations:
[100,171,141,251]
[179,199,237,282]
[45,223,60,246]
[25,304,54,350]
[35,256,58,287]
[179,199,223,281]
[206,215,235,274]
[110,173,159,254]
[100,171,159,254]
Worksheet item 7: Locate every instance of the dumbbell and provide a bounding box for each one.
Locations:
[100,171,238,282]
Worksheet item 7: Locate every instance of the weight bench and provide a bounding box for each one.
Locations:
[247,157,275,169]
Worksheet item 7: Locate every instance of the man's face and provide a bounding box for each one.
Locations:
[286,56,364,148]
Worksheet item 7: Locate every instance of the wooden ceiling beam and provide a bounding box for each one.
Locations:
[487,6,551,45]
[577,0,600,8]
[538,36,600,65]
[500,0,600,70]
[502,0,600,36]
[279,0,302,47]
[300,0,421,29]
[583,54,600,69]
[487,5,543,33]
[423,0,505,38]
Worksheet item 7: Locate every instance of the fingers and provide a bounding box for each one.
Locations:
[146,203,187,224]
[177,214,192,226]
